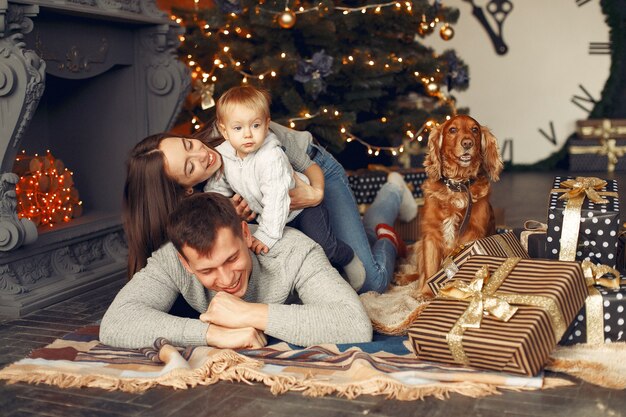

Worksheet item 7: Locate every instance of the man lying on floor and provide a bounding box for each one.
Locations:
[100,192,373,349]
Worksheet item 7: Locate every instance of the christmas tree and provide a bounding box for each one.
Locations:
[172,0,469,168]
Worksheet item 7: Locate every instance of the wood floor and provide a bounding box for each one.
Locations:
[1,170,625,417]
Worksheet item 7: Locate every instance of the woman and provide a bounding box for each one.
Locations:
[124,121,416,293]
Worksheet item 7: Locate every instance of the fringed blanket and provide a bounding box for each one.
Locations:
[0,326,572,399]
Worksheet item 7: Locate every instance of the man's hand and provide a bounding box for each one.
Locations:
[289,174,323,210]
[251,237,269,255]
[200,291,268,331]
[205,323,267,349]
[230,194,257,221]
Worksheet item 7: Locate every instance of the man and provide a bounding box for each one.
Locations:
[100,192,372,349]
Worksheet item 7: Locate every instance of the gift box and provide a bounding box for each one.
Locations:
[570,119,626,172]
[348,167,427,242]
[568,138,626,172]
[617,232,626,274]
[394,206,422,242]
[546,176,620,268]
[408,255,589,376]
[560,262,626,345]
[347,168,426,206]
[560,285,626,345]
[426,232,529,295]
[513,221,548,259]
[576,119,626,140]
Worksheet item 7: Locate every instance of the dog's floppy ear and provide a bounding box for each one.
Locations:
[424,123,443,180]
[480,125,503,181]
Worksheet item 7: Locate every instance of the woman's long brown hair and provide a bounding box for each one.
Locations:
[123,123,225,279]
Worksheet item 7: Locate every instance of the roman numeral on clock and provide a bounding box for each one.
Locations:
[589,42,611,55]
[538,121,557,145]
[571,84,598,113]
[575,0,592,6]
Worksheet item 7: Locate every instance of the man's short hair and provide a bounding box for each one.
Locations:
[167,193,243,258]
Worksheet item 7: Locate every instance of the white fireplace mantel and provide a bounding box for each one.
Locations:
[0,0,190,317]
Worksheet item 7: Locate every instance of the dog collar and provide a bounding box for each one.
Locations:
[440,177,475,238]
[441,177,474,192]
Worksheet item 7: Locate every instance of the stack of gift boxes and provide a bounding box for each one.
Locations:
[569,119,626,172]
[406,175,624,376]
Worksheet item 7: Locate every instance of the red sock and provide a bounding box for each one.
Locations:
[375,224,407,258]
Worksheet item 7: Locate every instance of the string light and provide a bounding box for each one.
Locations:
[13,150,83,228]
[173,2,457,158]
[339,120,441,157]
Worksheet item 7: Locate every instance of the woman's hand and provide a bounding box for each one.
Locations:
[289,174,324,210]
[230,194,257,221]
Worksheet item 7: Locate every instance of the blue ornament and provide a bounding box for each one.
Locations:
[443,51,469,92]
[294,50,334,99]
[214,0,242,14]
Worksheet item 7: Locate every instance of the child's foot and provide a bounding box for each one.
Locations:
[343,255,366,291]
[387,172,418,222]
[376,223,407,258]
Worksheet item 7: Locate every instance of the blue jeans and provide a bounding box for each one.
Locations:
[308,144,402,293]
[287,203,354,267]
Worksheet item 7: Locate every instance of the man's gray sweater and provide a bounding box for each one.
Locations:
[100,227,372,348]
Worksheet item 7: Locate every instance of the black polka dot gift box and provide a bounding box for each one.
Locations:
[347,169,426,206]
[560,281,626,345]
[568,138,626,172]
[546,176,620,268]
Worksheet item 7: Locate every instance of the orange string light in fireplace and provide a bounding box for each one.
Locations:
[13,150,83,228]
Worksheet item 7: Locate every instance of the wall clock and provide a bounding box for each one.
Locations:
[426,0,611,164]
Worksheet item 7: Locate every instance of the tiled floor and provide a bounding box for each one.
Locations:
[0,170,625,417]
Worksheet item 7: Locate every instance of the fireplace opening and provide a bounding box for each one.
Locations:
[15,70,135,232]
[0,0,188,318]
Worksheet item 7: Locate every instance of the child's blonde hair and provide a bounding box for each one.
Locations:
[216,86,271,123]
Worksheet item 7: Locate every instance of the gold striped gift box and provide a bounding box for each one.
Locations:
[426,232,530,296]
[409,256,588,376]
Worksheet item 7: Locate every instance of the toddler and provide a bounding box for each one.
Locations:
[205,86,365,290]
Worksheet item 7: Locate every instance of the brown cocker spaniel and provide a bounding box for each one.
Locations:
[410,115,503,297]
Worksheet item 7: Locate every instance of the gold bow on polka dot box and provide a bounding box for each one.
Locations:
[547,176,620,268]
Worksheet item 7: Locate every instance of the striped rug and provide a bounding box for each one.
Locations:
[0,326,571,399]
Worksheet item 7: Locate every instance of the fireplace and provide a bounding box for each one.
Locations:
[0,0,189,317]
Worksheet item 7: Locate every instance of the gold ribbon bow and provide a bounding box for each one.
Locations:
[191,79,216,110]
[581,260,621,290]
[439,265,518,329]
[578,119,626,140]
[569,137,626,173]
[551,177,617,262]
[519,220,547,253]
[438,258,566,365]
[574,120,626,172]
[557,177,609,204]
[579,260,624,344]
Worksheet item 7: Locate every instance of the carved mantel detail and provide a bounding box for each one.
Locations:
[141,24,190,132]
[0,0,185,317]
[0,1,46,174]
[0,173,37,251]
[0,229,128,313]
[35,34,109,74]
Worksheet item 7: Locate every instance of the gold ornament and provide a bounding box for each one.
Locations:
[418,20,432,36]
[191,79,215,110]
[427,82,440,94]
[440,24,454,41]
[278,9,296,29]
